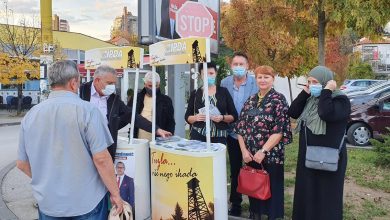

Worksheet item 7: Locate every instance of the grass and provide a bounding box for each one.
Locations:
[343,200,388,220]
[186,128,390,219]
[282,135,390,219]
[346,148,390,192]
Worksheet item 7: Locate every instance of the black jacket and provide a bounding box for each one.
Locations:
[79,81,153,160]
[185,86,238,131]
[128,88,175,138]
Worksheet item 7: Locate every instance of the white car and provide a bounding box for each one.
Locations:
[341,79,385,94]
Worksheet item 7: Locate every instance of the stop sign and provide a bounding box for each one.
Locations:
[176,1,214,38]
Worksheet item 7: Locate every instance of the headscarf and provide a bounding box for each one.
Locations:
[295,66,344,135]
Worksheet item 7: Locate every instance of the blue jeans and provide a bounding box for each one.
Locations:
[38,194,108,220]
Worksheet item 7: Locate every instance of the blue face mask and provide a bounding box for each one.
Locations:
[232,66,246,77]
[309,84,323,97]
[207,77,216,86]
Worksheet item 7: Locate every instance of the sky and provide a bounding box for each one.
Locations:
[1,0,138,40]
[2,0,388,41]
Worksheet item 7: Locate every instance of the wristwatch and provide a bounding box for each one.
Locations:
[260,148,269,155]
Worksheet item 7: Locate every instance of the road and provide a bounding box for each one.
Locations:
[0,125,19,169]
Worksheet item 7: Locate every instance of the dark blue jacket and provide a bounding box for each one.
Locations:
[119,175,134,208]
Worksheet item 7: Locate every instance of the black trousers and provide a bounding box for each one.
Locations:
[227,135,243,207]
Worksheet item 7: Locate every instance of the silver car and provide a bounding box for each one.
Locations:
[341,79,384,94]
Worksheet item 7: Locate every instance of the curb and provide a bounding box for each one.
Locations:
[0,161,252,220]
[228,215,251,220]
[0,122,21,127]
[0,161,18,220]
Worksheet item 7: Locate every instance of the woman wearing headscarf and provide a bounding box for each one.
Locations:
[235,66,292,220]
[288,66,351,220]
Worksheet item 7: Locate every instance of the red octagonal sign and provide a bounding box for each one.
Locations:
[176,1,214,38]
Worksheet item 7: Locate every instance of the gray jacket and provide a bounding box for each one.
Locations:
[221,74,258,138]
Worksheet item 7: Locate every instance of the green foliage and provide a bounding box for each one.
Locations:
[213,56,230,86]
[371,128,390,168]
[287,0,390,65]
[347,57,375,79]
[221,0,317,77]
[346,148,390,192]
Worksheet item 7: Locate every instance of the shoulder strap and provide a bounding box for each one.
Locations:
[304,121,345,152]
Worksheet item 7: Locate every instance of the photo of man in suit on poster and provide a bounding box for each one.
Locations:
[115,161,135,216]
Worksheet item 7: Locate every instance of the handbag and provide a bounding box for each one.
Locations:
[304,125,345,172]
[108,201,133,220]
[237,165,271,200]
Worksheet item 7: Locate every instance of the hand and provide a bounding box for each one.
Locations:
[110,194,124,216]
[211,115,223,123]
[156,128,172,138]
[325,80,337,91]
[253,150,266,164]
[242,148,253,163]
[195,114,206,122]
[303,84,310,94]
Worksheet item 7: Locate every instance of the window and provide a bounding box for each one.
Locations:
[352,81,370,87]
[383,98,390,111]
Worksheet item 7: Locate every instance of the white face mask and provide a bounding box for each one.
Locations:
[102,84,116,96]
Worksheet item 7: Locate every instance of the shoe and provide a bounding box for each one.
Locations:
[228,207,242,217]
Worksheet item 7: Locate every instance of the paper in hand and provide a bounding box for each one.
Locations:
[198,104,221,116]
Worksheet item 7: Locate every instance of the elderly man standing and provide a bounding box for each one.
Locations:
[79,65,171,160]
[17,60,123,219]
[130,71,175,141]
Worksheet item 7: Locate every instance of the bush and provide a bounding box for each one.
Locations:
[371,128,390,168]
[347,62,375,79]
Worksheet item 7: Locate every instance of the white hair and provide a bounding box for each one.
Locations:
[94,65,116,78]
[143,71,160,83]
[48,60,79,86]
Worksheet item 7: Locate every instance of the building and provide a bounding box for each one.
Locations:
[59,19,70,32]
[111,7,138,37]
[52,14,59,31]
[354,41,390,76]
[52,14,70,32]
[0,24,116,104]
[110,36,130,46]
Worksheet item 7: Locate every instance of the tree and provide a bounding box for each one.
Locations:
[0,1,41,115]
[110,29,138,46]
[287,0,390,65]
[221,0,317,78]
[0,53,39,113]
[171,202,186,220]
[0,1,40,57]
[347,54,375,79]
[325,37,349,83]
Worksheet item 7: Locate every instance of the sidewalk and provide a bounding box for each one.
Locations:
[0,124,250,220]
[0,109,24,127]
[0,165,38,220]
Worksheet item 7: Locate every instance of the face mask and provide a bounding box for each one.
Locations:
[145,87,152,96]
[207,77,216,86]
[145,87,159,96]
[309,84,323,97]
[102,84,116,96]
[232,66,246,77]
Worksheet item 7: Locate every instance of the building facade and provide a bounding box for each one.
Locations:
[52,14,70,32]
[111,7,138,37]
[354,42,390,76]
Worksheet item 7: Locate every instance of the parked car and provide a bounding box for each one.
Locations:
[341,79,384,93]
[347,93,390,146]
[345,80,387,96]
[348,81,390,105]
